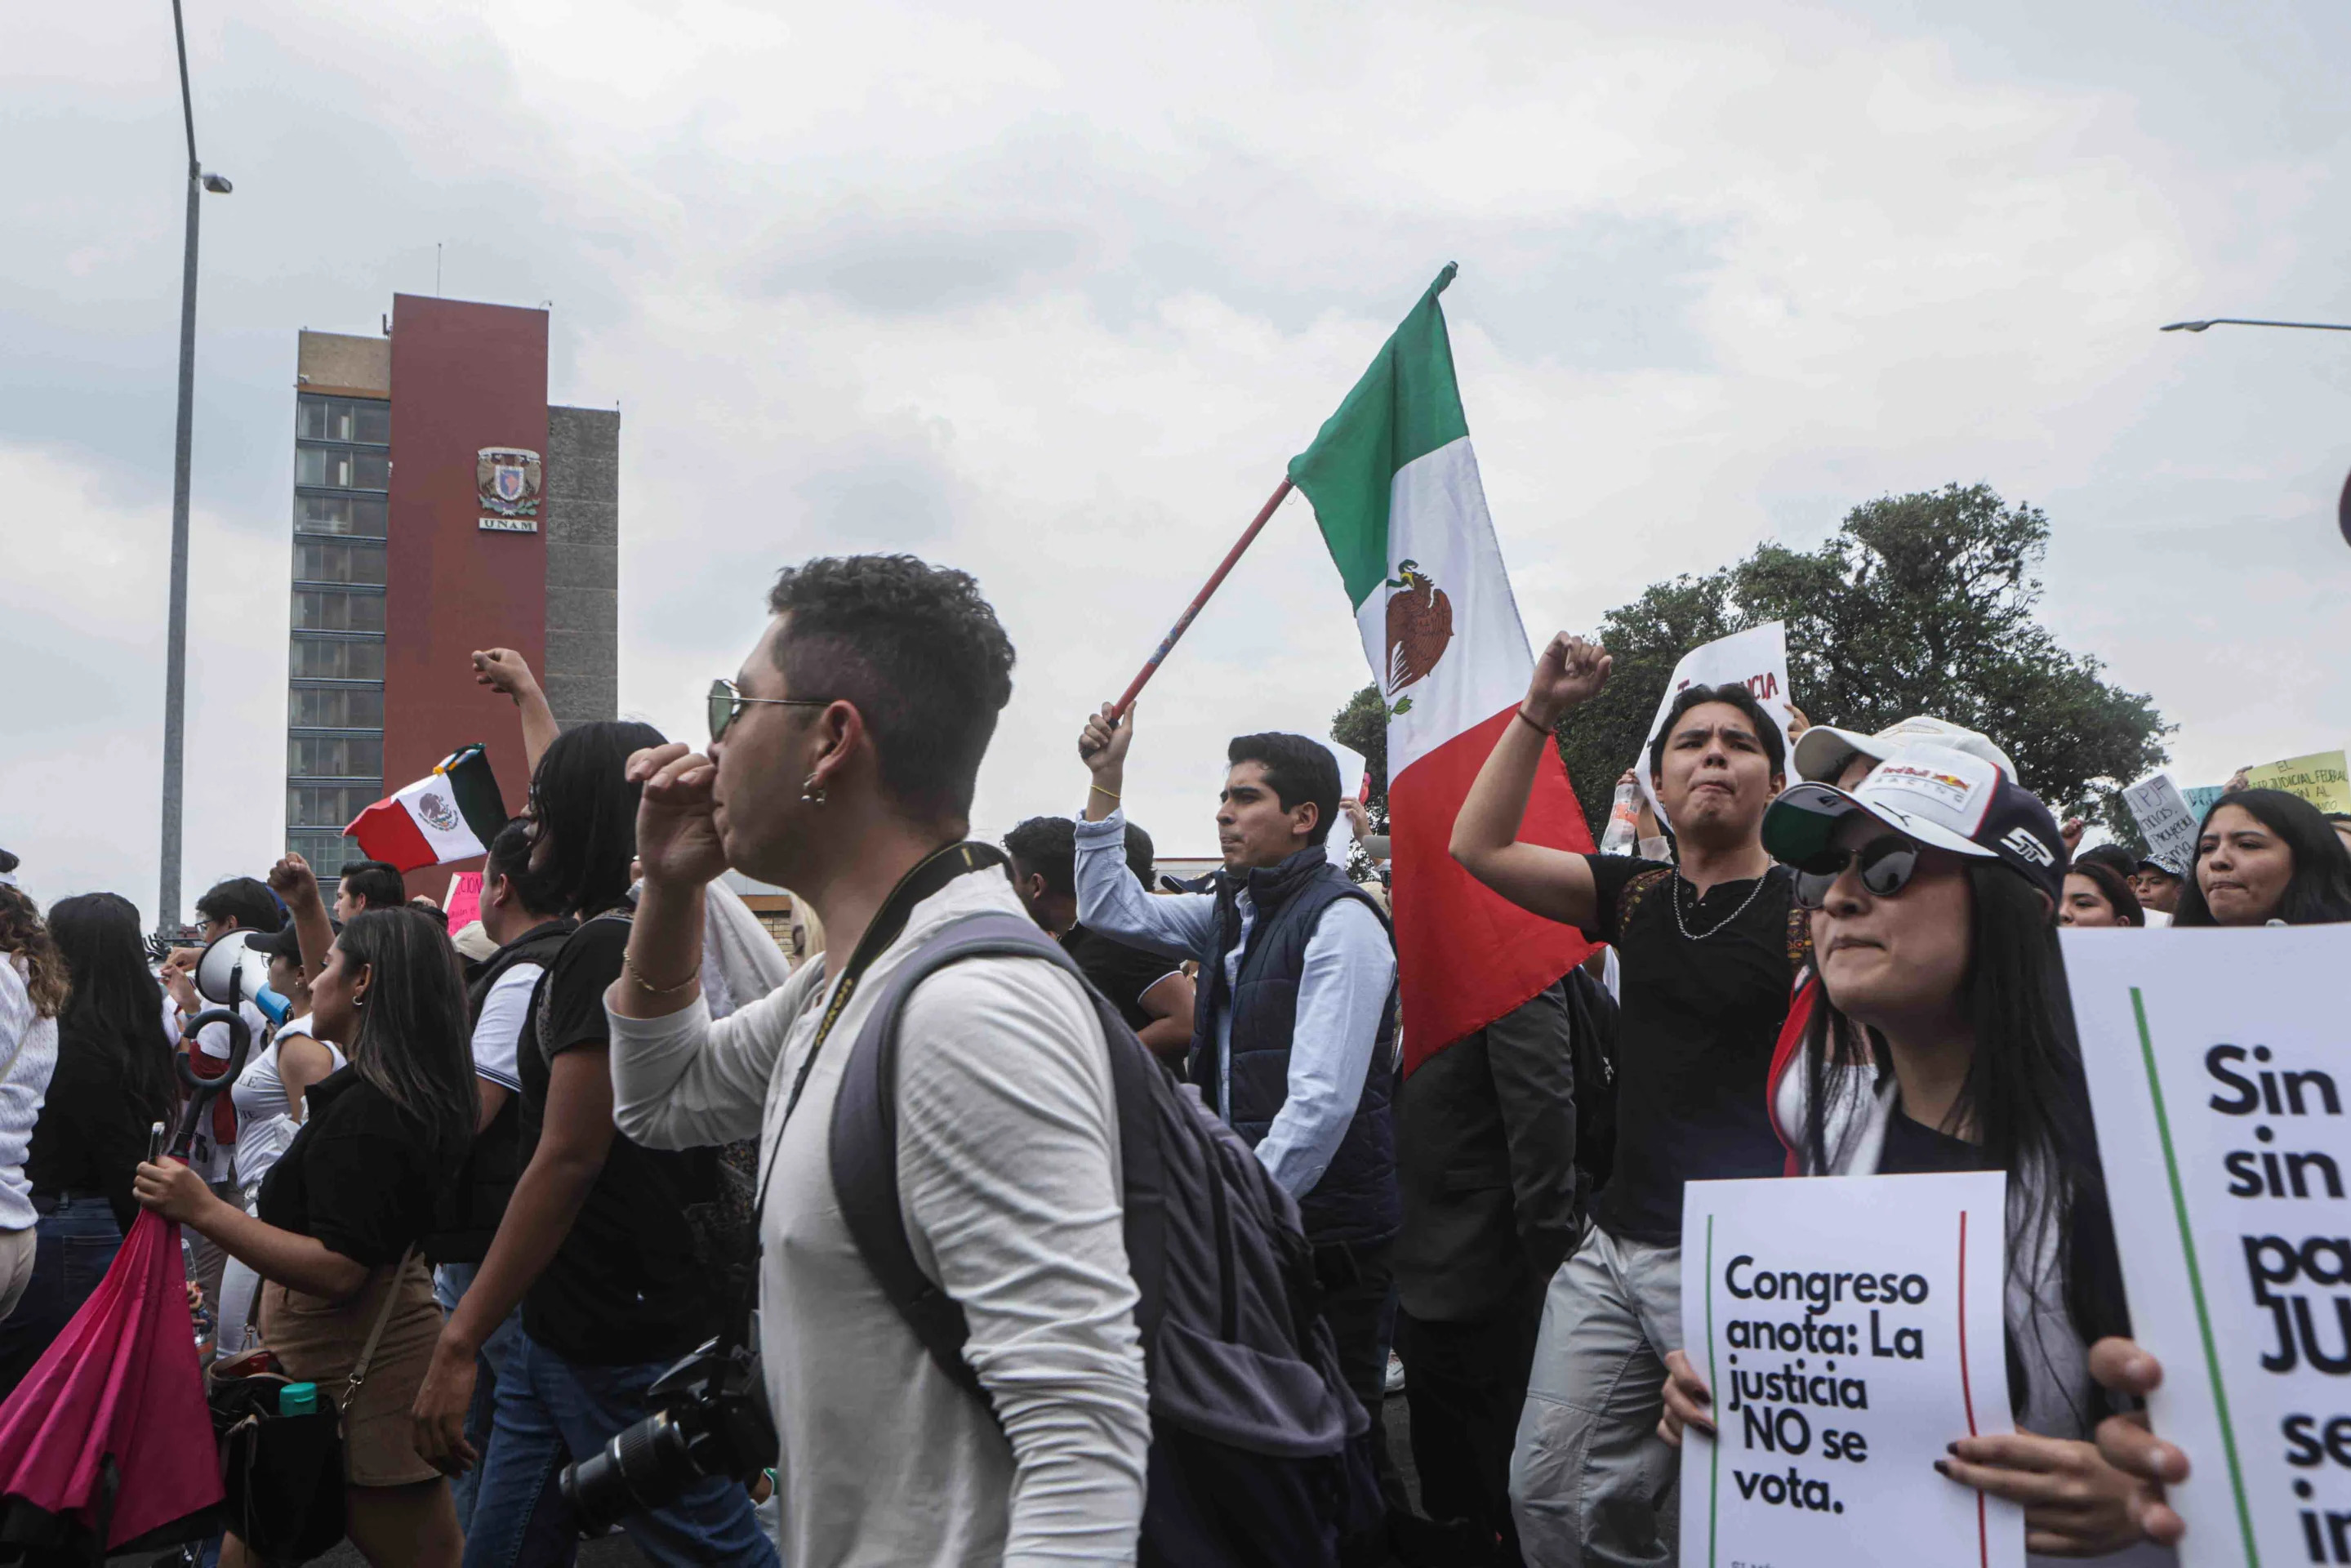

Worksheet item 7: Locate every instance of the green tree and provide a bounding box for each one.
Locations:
[1552,483,2171,843]
[1329,684,1390,824]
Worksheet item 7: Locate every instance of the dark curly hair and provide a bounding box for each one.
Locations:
[767,555,1017,822]
[0,886,68,1019]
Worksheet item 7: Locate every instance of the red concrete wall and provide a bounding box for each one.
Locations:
[382,295,549,896]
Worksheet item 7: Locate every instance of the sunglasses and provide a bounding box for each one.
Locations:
[706,678,833,743]
[1792,834,1924,911]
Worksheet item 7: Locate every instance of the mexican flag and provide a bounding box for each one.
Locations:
[1291,265,1596,1072]
[343,744,509,872]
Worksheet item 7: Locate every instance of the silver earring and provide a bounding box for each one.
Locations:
[800,774,827,805]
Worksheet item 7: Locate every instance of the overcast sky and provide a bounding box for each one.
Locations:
[7,0,2348,920]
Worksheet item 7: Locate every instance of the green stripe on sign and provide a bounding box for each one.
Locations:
[1289,263,1470,610]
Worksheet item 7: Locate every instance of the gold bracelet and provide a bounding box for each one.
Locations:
[1089,782,1121,803]
[624,955,698,996]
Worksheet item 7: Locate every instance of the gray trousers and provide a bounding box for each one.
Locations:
[1509,1225,1682,1568]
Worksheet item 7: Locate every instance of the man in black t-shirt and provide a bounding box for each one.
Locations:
[1004,816,1196,1065]
[1453,635,1799,1568]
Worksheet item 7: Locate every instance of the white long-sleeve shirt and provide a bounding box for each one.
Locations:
[1073,809,1396,1204]
[608,867,1149,1568]
[0,958,56,1233]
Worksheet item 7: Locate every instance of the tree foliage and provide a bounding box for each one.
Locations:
[1552,483,2172,843]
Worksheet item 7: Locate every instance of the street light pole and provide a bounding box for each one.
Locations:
[2160,318,2351,334]
[158,0,229,938]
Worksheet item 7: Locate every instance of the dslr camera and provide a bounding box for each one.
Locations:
[559,1338,776,1528]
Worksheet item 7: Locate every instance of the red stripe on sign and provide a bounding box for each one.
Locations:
[1387,706,1596,1074]
[1958,1209,1985,1568]
[343,796,439,873]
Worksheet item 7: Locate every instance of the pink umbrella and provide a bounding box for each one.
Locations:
[0,1193,223,1557]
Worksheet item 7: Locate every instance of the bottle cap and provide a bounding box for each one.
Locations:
[278,1383,318,1416]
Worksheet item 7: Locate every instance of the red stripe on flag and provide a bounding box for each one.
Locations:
[343,796,439,874]
[1388,706,1596,1074]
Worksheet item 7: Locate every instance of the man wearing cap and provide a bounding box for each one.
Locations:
[2131,857,2184,922]
[1791,713,2020,793]
[1454,634,1804,1568]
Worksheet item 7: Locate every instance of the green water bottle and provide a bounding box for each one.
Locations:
[278,1383,318,1417]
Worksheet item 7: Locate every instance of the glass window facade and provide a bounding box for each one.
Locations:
[295,446,391,491]
[288,784,381,829]
[288,687,385,728]
[293,540,387,585]
[289,635,385,681]
[292,588,387,633]
[294,494,388,537]
[287,830,359,875]
[287,735,383,779]
[298,397,390,445]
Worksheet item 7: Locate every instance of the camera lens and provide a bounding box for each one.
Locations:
[560,1409,702,1530]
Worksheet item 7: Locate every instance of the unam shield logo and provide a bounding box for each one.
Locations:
[476,448,543,518]
[416,791,462,835]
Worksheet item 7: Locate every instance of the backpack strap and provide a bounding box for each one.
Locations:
[827,912,1164,1419]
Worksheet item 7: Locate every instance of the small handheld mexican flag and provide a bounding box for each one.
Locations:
[342,744,509,872]
[1290,265,1595,1072]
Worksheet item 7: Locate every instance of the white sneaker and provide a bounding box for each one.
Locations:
[1383,1351,1406,1396]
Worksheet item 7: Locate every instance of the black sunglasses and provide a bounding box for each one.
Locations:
[707,678,833,743]
[1792,834,1923,911]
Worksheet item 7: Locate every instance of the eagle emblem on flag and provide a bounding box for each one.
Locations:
[476,448,543,517]
[416,791,462,835]
[1383,559,1454,715]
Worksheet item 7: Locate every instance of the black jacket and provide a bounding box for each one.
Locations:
[1393,978,1581,1322]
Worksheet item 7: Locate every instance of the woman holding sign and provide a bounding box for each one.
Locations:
[1655,743,2170,1561]
[2169,788,2351,928]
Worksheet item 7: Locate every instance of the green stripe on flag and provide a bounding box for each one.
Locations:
[1289,263,1470,610]
[444,744,511,843]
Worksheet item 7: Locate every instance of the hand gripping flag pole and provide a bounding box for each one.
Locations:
[1106,477,1294,724]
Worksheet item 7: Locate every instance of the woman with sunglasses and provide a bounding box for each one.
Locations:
[1654,744,2171,1561]
[2171,786,2351,928]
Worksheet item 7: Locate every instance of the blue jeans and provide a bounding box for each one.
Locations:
[0,1197,123,1398]
[434,1262,524,1534]
[462,1329,776,1568]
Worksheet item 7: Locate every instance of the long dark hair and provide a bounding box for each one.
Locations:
[2173,788,2351,927]
[2067,861,2144,927]
[1803,862,2126,1423]
[528,721,666,919]
[46,893,174,1122]
[335,907,478,1170]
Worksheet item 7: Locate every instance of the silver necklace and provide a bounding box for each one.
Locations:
[1672,866,1770,941]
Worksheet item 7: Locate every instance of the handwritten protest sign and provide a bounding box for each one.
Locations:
[1638,623,1797,827]
[2247,750,2351,815]
[1679,1172,2020,1568]
[2066,927,2351,1568]
[2123,773,2200,876]
[2182,785,2226,824]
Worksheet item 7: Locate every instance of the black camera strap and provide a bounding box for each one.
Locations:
[750,840,1009,1223]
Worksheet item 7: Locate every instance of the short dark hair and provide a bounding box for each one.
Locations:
[1004,817,1076,898]
[528,719,668,919]
[1646,683,1786,782]
[337,859,407,912]
[1228,733,1342,848]
[483,818,562,917]
[767,555,1016,822]
[2073,844,2138,880]
[195,876,283,934]
[1121,820,1155,888]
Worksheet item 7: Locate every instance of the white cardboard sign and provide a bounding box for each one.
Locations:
[2122,772,2199,877]
[1638,622,1798,828]
[2066,926,2351,1568]
[1679,1171,2021,1568]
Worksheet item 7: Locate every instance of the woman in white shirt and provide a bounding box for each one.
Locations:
[0,888,63,1322]
[215,921,342,1355]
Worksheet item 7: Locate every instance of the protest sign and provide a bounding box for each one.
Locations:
[1678,1171,2020,1568]
[1638,623,1797,827]
[2246,750,2351,815]
[443,871,483,933]
[2065,927,2351,1568]
[2182,785,2226,824]
[2123,772,2200,876]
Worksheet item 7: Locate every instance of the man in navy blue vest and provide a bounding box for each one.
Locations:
[1073,706,1402,1476]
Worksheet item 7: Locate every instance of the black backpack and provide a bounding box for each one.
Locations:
[1561,963,1620,1231]
[829,911,1384,1567]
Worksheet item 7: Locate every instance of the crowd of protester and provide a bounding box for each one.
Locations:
[0,552,2344,1567]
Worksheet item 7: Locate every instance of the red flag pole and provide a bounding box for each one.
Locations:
[1107,477,1293,724]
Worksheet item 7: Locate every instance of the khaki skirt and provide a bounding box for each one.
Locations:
[260,1254,443,1488]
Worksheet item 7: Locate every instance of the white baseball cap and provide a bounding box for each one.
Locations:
[1791,715,2018,787]
[1765,742,2066,904]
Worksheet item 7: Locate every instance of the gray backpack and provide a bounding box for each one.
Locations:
[829,911,1383,1566]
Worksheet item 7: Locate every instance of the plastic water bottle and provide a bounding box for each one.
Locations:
[1599,778,1641,855]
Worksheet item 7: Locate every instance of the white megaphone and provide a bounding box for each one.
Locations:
[194,930,293,1028]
